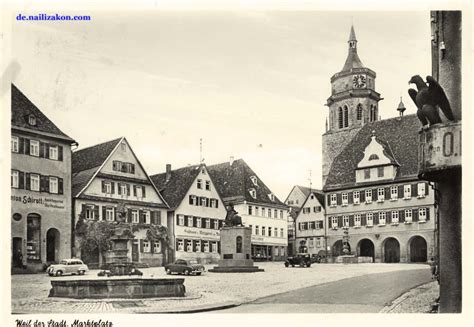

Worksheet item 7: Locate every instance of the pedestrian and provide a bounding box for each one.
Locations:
[429,257,437,279]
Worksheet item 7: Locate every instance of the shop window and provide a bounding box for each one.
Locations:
[26,214,41,262]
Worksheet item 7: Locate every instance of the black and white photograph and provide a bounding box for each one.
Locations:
[1,0,470,325]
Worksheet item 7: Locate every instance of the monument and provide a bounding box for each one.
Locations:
[209,204,264,273]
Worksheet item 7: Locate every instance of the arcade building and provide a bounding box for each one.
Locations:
[11,84,77,272]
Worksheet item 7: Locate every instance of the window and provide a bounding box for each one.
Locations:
[309,238,314,248]
[30,140,39,157]
[269,193,275,201]
[280,228,284,238]
[106,207,114,221]
[153,242,160,253]
[364,169,370,179]
[417,183,426,198]
[316,238,321,247]
[136,186,143,198]
[343,215,349,227]
[331,216,338,229]
[120,184,127,196]
[303,207,310,214]
[377,167,384,177]
[255,207,259,216]
[178,215,184,226]
[30,174,40,191]
[204,241,210,253]
[357,104,363,120]
[49,146,58,160]
[11,170,19,188]
[49,177,58,194]
[275,247,280,256]
[342,193,348,205]
[12,136,19,153]
[206,219,211,229]
[255,226,259,235]
[268,227,272,237]
[143,241,151,253]
[144,211,151,224]
[330,194,337,206]
[186,240,193,252]
[196,217,202,228]
[377,188,384,202]
[248,206,253,215]
[365,189,372,203]
[28,115,37,126]
[250,176,258,186]
[354,214,361,226]
[343,106,349,127]
[280,210,283,219]
[200,197,207,206]
[262,227,266,235]
[187,216,193,227]
[391,211,399,224]
[131,210,139,223]
[274,209,278,218]
[338,107,343,129]
[366,213,373,226]
[369,154,379,161]
[105,182,112,194]
[405,209,413,222]
[85,206,95,219]
[197,179,202,189]
[419,208,427,222]
[194,240,201,252]
[190,195,197,205]
[177,240,184,251]
[391,186,398,200]
[268,209,272,218]
[404,185,412,199]
[205,180,211,190]
[214,220,219,230]
[262,208,266,217]
[379,212,386,225]
[353,191,360,204]
[211,242,217,253]
[249,188,256,199]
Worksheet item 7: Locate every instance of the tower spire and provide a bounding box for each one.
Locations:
[349,24,357,45]
[342,24,363,71]
[397,97,406,117]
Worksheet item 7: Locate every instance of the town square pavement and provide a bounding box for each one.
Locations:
[11,262,430,314]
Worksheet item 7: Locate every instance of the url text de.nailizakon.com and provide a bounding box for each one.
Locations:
[16,13,91,21]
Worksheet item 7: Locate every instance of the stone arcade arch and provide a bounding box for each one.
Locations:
[409,235,428,263]
[357,238,375,262]
[332,240,351,256]
[383,237,400,263]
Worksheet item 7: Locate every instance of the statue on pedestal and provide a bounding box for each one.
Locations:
[224,204,243,227]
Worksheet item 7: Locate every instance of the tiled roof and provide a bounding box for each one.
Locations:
[11,84,75,142]
[150,164,202,209]
[324,114,421,190]
[207,159,286,207]
[71,137,122,197]
[295,185,312,198]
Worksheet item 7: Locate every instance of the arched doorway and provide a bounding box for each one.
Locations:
[12,237,23,268]
[410,236,427,262]
[46,228,60,262]
[358,239,375,262]
[332,240,351,256]
[384,238,400,263]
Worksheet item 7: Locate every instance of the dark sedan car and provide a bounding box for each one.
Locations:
[284,253,312,268]
[164,259,205,276]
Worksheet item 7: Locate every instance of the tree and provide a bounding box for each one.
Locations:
[145,225,170,264]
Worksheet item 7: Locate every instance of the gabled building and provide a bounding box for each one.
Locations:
[11,84,77,272]
[72,137,169,267]
[294,190,326,258]
[284,185,313,255]
[207,158,289,261]
[324,115,436,263]
[150,163,228,264]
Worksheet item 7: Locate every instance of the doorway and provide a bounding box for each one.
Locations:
[410,236,427,262]
[46,228,60,262]
[384,238,400,263]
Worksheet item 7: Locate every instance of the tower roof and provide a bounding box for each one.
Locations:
[341,25,364,72]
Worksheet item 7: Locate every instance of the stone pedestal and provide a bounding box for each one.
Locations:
[209,226,263,273]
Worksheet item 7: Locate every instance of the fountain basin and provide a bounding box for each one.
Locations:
[49,278,185,299]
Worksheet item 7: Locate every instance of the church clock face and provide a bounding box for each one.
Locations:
[353,74,367,88]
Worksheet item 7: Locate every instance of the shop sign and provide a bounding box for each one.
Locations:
[11,194,66,210]
[179,227,220,239]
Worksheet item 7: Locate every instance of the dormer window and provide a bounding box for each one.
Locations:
[250,176,258,186]
[28,114,37,126]
[120,142,127,151]
[369,154,379,161]
[268,193,275,201]
[249,188,256,199]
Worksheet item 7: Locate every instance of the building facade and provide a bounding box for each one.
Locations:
[151,164,227,264]
[72,137,169,267]
[208,159,289,261]
[294,190,326,259]
[11,84,77,272]
[322,25,382,185]
[321,26,437,264]
[284,185,312,256]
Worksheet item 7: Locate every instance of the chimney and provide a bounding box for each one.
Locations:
[229,156,234,166]
[165,164,172,182]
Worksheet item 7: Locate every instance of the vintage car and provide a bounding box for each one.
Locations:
[47,259,89,276]
[164,259,205,276]
[284,253,312,268]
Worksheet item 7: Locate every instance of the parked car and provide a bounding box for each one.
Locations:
[164,259,205,276]
[47,259,89,276]
[284,253,312,268]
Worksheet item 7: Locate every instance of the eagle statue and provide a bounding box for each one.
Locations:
[408,75,455,130]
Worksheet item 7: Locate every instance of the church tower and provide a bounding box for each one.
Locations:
[322,25,383,185]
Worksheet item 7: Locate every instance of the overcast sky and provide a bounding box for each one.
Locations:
[12,9,431,200]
